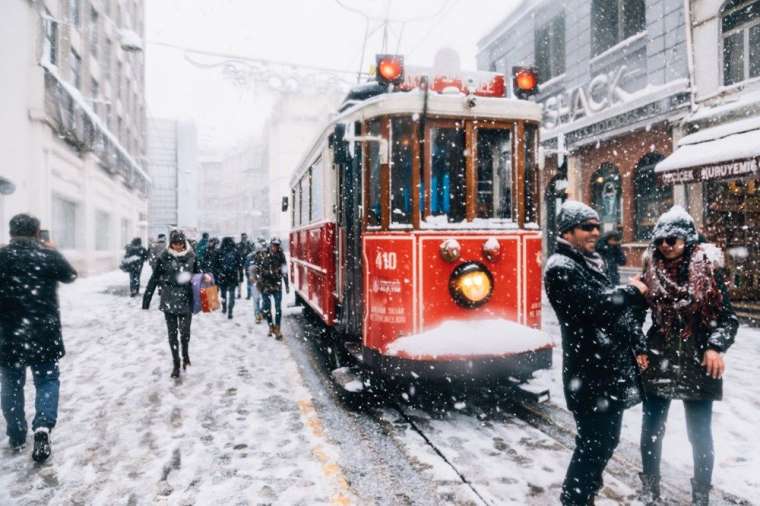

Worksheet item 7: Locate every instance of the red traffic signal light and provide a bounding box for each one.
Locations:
[512,67,539,99]
[376,54,404,86]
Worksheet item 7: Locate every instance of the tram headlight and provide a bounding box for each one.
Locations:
[449,262,494,309]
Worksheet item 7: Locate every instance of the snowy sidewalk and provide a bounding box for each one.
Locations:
[0,271,353,505]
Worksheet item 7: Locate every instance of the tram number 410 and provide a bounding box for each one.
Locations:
[375,251,397,271]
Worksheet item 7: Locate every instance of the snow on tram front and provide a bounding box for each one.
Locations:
[288,52,553,389]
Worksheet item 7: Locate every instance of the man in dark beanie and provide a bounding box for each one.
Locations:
[544,201,649,505]
[0,214,77,463]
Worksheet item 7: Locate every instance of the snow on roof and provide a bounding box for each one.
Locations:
[678,115,760,145]
[688,87,760,123]
[655,125,760,173]
[385,319,553,360]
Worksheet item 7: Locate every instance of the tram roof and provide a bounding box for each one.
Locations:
[290,91,542,187]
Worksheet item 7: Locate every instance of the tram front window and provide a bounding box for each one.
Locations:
[430,126,466,222]
[476,128,512,219]
[391,118,413,225]
[367,119,382,226]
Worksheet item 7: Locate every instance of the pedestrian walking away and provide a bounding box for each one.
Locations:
[257,237,289,339]
[148,233,167,271]
[0,214,78,463]
[121,237,148,297]
[595,230,626,285]
[543,201,649,506]
[214,237,242,319]
[237,233,254,299]
[143,230,203,379]
[636,206,738,506]
[195,232,210,268]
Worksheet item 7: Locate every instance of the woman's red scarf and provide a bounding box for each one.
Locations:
[643,244,723,341]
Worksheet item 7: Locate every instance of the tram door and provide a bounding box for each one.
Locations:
[335,123,363,338]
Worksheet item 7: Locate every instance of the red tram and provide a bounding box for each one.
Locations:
[288,54,552,385]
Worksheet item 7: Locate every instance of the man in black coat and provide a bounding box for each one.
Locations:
[544,201,648,505]
[0,214,77,463]
[122,237,148,297]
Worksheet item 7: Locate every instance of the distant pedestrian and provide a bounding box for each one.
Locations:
[596,230,626,285]
[143,230,202,378]
[543,201,648,506]
[214,237,242,319]
[201,237,220,273]
[148,233,167,270]
[195,232,210,266]
[122,237,148,297]
[0,214,77,463]
[237,233,254,299]
[257,238,289,339]
[246,238,268,324]
[637,206,738,506]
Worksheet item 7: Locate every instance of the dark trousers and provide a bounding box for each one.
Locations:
[129,268,142,296]
[641,395,714,485]
[562,406,624,505]
[165,312,192,367]
[261,290,282,326]
[220,285,236,317]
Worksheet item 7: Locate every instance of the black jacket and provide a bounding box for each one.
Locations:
[143,245,199,314]
[0,238,78,367]
[544,241,646,414]
[213,246,242,288]
[123,244,148,273]
[640,248,738,401]
[256,249,288,294]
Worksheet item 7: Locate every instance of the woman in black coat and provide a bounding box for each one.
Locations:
[213,237,241,319]
[123,237,148,297]
[143,230,202,378]
[637,207,738,505]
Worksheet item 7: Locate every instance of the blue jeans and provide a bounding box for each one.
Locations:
[0,362,60,445]
[250,284,262,318]
[261,290,282,326]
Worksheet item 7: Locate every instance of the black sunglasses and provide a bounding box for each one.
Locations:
[577,223,601,232]
[654,236,681,247]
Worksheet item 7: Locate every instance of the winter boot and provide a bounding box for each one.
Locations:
[267,324,273,337]
[691,479,710,506]
[9,436,26,452]
[273,325,282,340]
[639,473,661,505]
[32,428,51,463]
[182,353,191,370]
[255,314,262,324]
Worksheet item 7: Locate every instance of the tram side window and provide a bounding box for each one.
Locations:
[476,128,512,219]
[367,119,382,227]
[524,124,538,224]
[291,189,296,227]
[311,159,323,222]
[390,117,413,225]
[430,126,466,223]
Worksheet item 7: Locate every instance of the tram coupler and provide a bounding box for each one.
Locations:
[331,366,365,394]
[506,377,551,404]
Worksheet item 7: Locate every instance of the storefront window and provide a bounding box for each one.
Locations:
[634,153,672,241]
[390,118,413,225]
[476,128,512,219]
[722,0,760,85]
[367,119,382,226]
[590,163,621,233]
[430,125,466,222]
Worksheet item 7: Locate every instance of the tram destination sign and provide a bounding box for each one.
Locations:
[657,156,760,185]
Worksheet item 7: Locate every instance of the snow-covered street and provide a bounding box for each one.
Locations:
[1,270,758,505]
[0,271,352,505]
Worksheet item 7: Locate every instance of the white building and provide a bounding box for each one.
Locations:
[0,0,149,276]
[198,140,267,239]
[146,118,199,239]
[263,93,343,242]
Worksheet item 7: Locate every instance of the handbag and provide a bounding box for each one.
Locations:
[200,285,221,312]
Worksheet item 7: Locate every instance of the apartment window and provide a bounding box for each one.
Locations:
[535,14,566,83]
[52,195,78,249]
[90,7,98,58]
[116,61,122,98]
[69,49,82,89]
[43,12,58,66]
[722,0,760,85]
[591,0,646,56]
[91,78,99,114]
[95,210,111,250]
[103,37,112,79]
[120,218,130,247]
[68,0,80,27]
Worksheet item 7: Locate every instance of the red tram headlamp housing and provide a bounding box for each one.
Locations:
[449,262,494,309]
[512,66,539,99]
[376,54,404,86]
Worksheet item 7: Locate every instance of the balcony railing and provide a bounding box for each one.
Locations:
[42,62,151,195]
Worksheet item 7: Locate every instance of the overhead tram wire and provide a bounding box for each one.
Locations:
[406,0,459,58]
[333,0,452,24]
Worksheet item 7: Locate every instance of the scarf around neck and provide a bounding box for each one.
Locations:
[557,237,608,278]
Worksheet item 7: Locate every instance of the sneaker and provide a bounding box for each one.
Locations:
[32,428,51,463]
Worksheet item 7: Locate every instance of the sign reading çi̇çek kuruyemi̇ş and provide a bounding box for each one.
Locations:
[658,157,760,185]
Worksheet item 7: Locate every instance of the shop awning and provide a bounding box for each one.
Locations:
[655,116,760,185]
